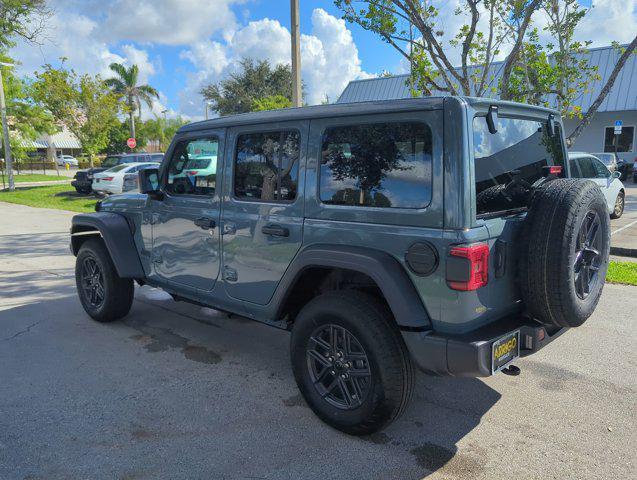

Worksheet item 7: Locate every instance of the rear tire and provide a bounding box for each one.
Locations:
[610,191,624,219]
[519,179,610,328]
[290,291,414,435]
[75,238,134,322]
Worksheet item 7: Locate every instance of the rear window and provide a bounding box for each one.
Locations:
[106,164,129,173]
[473,116,565,216]
[320,122,432,208]
[101,156,120,168]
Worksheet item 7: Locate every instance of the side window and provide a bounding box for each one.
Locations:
[592,158,610,178]
[165,137,218,196]
[320,122,432,208]
[569,158,582,178]
[234,130,299,202]
[577,157,597,178]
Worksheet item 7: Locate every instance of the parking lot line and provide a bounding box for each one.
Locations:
[611,218,637,236]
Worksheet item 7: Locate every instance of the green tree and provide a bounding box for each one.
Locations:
[105,120,149,154]
[0,57,54,162]
[252,94,292,111]
[32,65,120,167]
[0,0,51,49]
[104,63,159,140]
[336,0,636,147]
[201,58,297,116]
[140,115,188,151]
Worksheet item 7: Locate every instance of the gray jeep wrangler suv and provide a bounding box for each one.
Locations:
[71,97,610,434]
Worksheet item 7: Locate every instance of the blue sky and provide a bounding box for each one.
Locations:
[10,0,634,119]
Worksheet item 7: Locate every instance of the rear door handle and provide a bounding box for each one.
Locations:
[194,217,216,229]
[261,224,289,237]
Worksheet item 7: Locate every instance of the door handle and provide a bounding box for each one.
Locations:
[261,224,289,237]
[194,217,216,229]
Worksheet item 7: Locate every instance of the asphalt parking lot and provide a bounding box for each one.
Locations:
[0,201,635,480]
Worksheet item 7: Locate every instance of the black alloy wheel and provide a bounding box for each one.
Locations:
[75,238,134,322]
[81,256,105,308]
[306,324,372,410]
[290,291,414,435]
[574,210,602,300]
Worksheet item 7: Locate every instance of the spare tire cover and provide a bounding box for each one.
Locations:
[519,179,610,328]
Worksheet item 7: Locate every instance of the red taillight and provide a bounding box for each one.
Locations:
[447,243,489,291]
[548,165,562,175]
[101,177,114,181]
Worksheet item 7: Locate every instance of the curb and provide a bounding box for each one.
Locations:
[610,246,637,258]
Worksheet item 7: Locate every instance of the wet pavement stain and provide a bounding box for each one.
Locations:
[131,429,155,440]
[282,393,307,408]
[410,443,484,477]
[410,443,455,470]
[183,345,221,364]
[126,319,222,365]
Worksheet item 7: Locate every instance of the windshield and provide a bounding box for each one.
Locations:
[593,153,614,165]
[473,115,565,217]
[101,156,120,168]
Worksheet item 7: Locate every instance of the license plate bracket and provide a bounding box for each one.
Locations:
[491,330,520,374]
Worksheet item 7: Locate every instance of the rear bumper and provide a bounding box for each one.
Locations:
[402,316,566,377]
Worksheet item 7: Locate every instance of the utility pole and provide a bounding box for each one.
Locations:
[0,62,15,191]
[290,0,302,107]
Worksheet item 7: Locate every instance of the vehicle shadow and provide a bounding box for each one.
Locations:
[1,289,501,480]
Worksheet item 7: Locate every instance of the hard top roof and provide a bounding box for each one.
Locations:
[178,96,559,133]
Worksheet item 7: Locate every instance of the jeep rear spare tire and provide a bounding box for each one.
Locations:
[519,179,610,328]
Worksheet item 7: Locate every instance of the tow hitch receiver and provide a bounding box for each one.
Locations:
[501,365,521,376]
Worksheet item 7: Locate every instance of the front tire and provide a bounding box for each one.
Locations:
[290,291,414,435]
[75,238,134,322]
[610,191,625,219]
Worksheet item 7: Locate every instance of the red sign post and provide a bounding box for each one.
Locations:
[127,137,137,149]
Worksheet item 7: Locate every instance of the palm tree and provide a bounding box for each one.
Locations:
[105,63,159,140]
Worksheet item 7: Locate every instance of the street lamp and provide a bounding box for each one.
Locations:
[204,100,213,120]
[0,61,15,191]
[290,0,302,107]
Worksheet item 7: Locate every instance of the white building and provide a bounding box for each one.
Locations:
[20,126,82,158]
[337,45,637,163]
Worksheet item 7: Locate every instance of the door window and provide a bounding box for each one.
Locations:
[591,157,610,178]
[320,122,432,208]
[165,137,218,196]
[234,131,299,202]
[577,157,597,178]
[569,158,582,178]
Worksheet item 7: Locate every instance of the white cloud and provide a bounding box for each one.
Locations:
[119,44,157,84]
[575,0,637,47]
[179,8,371,117]
[102,0,239,46]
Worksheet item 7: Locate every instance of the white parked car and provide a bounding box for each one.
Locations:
[57,155,79,167]
[92,162,159,195]
[568,152,625,218]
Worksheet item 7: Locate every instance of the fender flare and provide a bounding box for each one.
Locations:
[273,244,431,329]
[71,212,145,279]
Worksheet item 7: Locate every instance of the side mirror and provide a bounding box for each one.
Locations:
[486,105,498,134]
[612,170,621,179]
[139,167,162,199]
